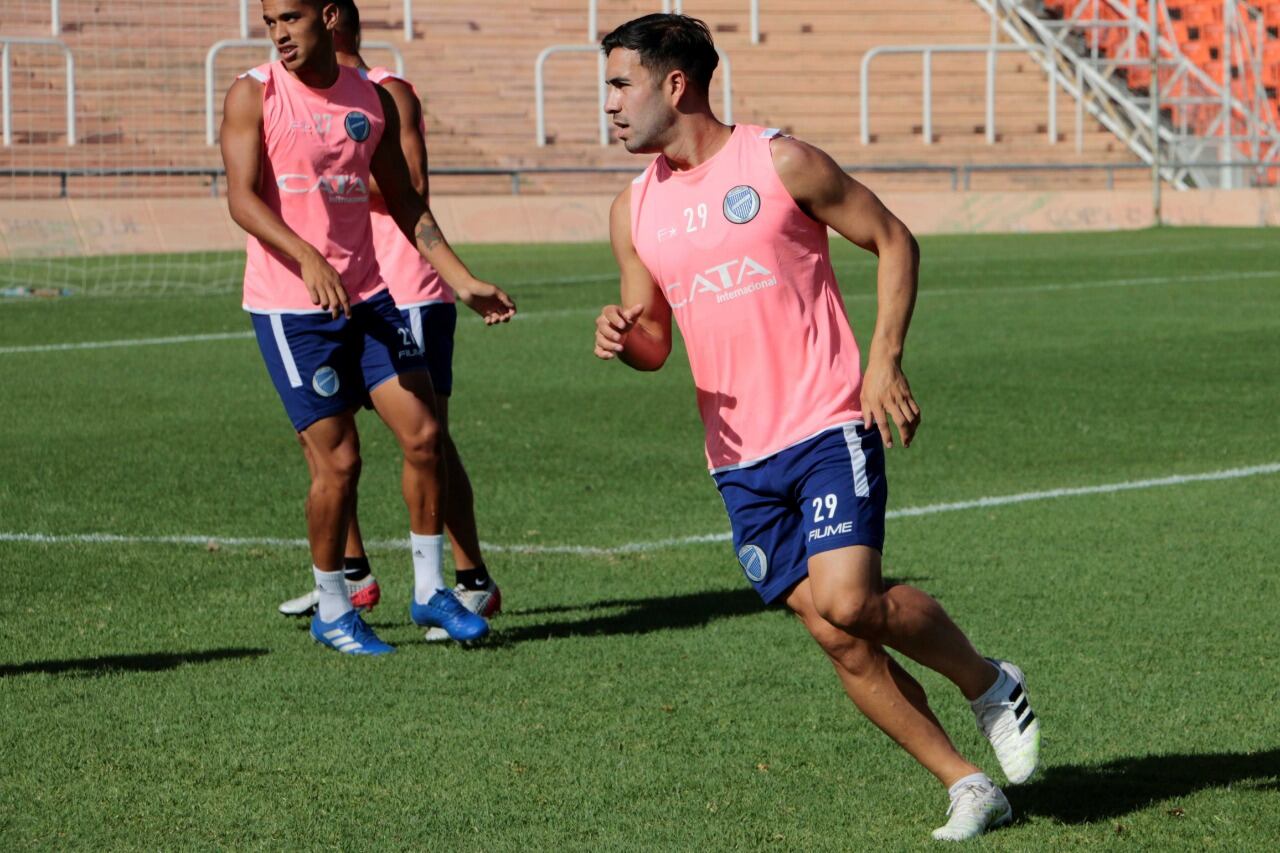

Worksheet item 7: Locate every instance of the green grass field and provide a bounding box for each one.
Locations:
[2,227,1278,849]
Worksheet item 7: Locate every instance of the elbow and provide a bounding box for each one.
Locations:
[629,341,672,372]
[409,172,428,199]
[889,221,919,269]
[226,192,250,230]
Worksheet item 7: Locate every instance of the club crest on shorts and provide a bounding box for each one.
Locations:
[738,544,768,583]
[723,185,761,224]
[344,111,371,142]
[312,366,340,397]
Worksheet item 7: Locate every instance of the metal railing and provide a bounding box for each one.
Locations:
[535,45,733,146]
[51,0,61,36]
[659,0,760,44]
[976,0,1280,191]
[860,44,1057,146]
[535,46,607,146]
[204,38,406,146]
[1,37,76,147]
[6,161,1273,199]
[240,0,414,40]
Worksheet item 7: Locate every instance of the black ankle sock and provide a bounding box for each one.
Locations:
[455,565,491,590]
[343,556,371,581]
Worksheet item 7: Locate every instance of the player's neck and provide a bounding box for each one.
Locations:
[291,52,341,89]
[335,52,368,71]
[661,118,734,172]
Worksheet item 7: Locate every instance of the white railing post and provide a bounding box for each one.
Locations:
[1151,0,1162,217]
[861,44,1055,149]
[2,44,10,146]
[206,38,277,145]
[535,44,608,147]
[363,41,406,78]
[597,50,607,145]
[1221,0,1233,188]
[536,42,731,146]
[404,0,413,41]
[1048,58,1057,144]
[1,37,76,146]
[240,0,249,39]
[986,45,997,144]
[923,50,933,145]
[1075,64,1085,153]
[859,50,873,144]
[64,42,75,145]
[750,0,760,45]
[51,0,61,36]
[588,0,597,42]
[717,47,733,124]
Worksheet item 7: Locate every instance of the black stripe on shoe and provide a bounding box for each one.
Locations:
[1014,697,1029,718]
[1018,710,1037,733]
[1008,682,1023,703]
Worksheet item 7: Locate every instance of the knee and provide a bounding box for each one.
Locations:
[806,619,882,678]
[400,419,441,467]
[313,444,362,488]
[813,590,883,640]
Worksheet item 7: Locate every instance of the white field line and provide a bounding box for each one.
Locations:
[3,462,1277,557]
[3,268,1276,356]
[0,331,254,355]
[1,239,1273,309]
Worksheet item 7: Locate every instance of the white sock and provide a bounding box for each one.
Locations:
[948,772,994,798]
[411,532,446,603]
[313,566,353,622]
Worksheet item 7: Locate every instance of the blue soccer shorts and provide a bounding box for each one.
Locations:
[401,301,457,396]
[712,422,888,604]
[251,290,429,432]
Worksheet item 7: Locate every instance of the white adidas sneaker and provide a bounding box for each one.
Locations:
[971,659,1040,784]
[424,580,502,642]
[931,777,1012,841]
[278,575,381,617]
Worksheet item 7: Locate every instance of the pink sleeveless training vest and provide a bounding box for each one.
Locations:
[240,61,388,313]
[366,67,450,307]
[630,124,864,471]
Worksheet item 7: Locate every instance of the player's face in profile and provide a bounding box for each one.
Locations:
[604,48,675,154]
[262,0,332,72]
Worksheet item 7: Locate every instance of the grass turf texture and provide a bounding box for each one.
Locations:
[2,227,1278,849]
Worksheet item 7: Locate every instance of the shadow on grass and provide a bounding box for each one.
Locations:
[480,576,928,645]
[492,587,765,644]
[1014,749,1280,824]
[0,647,268,678]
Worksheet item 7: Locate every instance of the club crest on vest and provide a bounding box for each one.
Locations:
[344,111,371,142]
[723,185,761,224]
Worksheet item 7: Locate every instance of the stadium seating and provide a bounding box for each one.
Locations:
[1040,0,1280,141]
[0,0,1175,198]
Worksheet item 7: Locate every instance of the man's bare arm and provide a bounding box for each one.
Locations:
[368,86,513,323]
[771,137,922,447]
[220,76,349,316]
[595,185,673,371]
[380,77,429,198]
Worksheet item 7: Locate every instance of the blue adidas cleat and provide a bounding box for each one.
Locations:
[310,609,395,656]
[410,588,490,642]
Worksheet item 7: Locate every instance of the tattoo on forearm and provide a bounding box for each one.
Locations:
[415,216,446,252]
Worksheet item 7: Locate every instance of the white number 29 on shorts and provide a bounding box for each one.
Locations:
[811,494,838,523]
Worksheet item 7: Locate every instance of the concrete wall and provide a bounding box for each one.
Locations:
[1,190,1275,258]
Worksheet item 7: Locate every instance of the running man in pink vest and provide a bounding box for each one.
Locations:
[592,15,1039,841]
[276,1,502,633]
[221,0,514,655]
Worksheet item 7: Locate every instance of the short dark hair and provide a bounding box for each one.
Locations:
[331,0,360,37]
[601,14,719,95]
